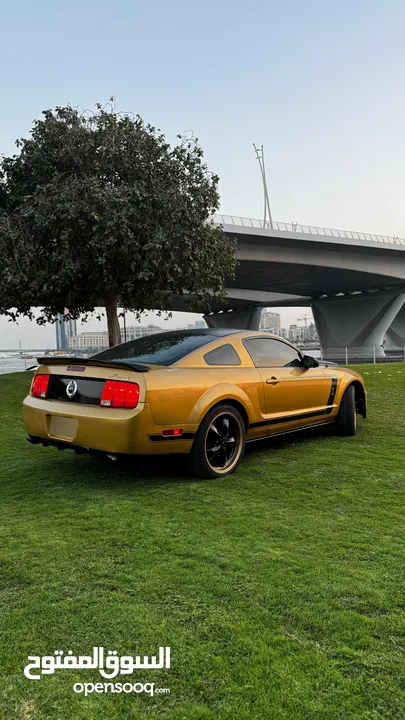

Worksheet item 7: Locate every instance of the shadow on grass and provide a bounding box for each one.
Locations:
[44,449,194,485]
[31,422,340,490]
[244,422,337,458]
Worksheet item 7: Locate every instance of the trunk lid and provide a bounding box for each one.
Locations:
[34,358,150,406]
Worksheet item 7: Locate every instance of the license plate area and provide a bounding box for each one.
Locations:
[48,415,78,442]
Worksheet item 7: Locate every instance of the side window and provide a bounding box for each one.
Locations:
[244,338,301,367]
[204,344,241,366]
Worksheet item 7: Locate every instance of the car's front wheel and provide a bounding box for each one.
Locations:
[336,384,357,436]
[189,404,246,479]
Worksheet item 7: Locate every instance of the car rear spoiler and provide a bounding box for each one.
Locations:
[36,357,150,372]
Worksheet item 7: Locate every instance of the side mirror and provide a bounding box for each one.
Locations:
[302,354,319,369]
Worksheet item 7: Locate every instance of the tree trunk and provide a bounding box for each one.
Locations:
[105,293,121,346]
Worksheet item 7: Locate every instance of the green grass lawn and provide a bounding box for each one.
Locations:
[1,366,405,719]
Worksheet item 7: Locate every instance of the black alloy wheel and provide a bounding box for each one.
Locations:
[189,404,246,479]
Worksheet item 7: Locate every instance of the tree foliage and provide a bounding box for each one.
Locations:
[0,101,237,345]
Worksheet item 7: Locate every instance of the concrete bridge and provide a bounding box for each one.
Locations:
[190,215,405,359]
[5,216,405,361]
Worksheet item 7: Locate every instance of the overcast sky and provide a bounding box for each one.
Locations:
[2,0,405,347]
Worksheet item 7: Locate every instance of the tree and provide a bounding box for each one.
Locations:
[0,101,237,345]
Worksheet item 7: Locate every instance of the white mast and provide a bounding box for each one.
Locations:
[253,143,273,229]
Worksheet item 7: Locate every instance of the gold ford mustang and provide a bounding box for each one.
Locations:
[23,329,366,479]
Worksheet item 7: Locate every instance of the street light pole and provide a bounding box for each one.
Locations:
[253,143,273,229]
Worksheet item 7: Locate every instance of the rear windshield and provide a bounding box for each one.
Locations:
[93,331,223,366]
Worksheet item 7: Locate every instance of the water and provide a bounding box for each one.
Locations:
[0,357,37,375]
[300,347,322,359]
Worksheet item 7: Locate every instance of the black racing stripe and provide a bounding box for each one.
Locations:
[249,407,335,430]
[249,420,269,429]
[327,377,338,406]
[250,405,336,429]
[268,407,334,425]
[148,432,195,442]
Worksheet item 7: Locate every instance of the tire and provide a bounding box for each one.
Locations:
[189,404,246,479]
[335,384,357,436]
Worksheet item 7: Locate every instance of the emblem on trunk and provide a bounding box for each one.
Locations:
[66,380,78,399]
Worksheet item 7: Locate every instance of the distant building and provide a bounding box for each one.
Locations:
[67,318,77,339]
[55,312,78,351]
[69,331,109,351]
[307,323,318,342]
[69,324,162,351]
[55,314,68,351]
[287,323,319,344]
[122,324,162,341]
[172,321,207,331]
[288,324,300,343]
[261,311,281,333]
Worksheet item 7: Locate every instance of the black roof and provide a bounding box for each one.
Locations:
[90,327,244,366]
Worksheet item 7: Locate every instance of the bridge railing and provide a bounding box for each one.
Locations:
[213,214,405,246]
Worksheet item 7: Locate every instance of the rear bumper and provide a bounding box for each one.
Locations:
[26,434,116,456]
[22,395,196,455]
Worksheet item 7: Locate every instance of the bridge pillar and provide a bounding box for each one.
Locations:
[204,307,262,330]
[385,307,405,351]
[311,290,405,360]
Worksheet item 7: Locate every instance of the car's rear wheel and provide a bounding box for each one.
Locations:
[189,404,246,479]
[336,384,357,436]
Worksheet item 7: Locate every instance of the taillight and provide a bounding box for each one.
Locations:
[100,381,140,408]
[31,374,50,398]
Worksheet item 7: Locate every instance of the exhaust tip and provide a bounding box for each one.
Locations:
[106,453,120,462]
